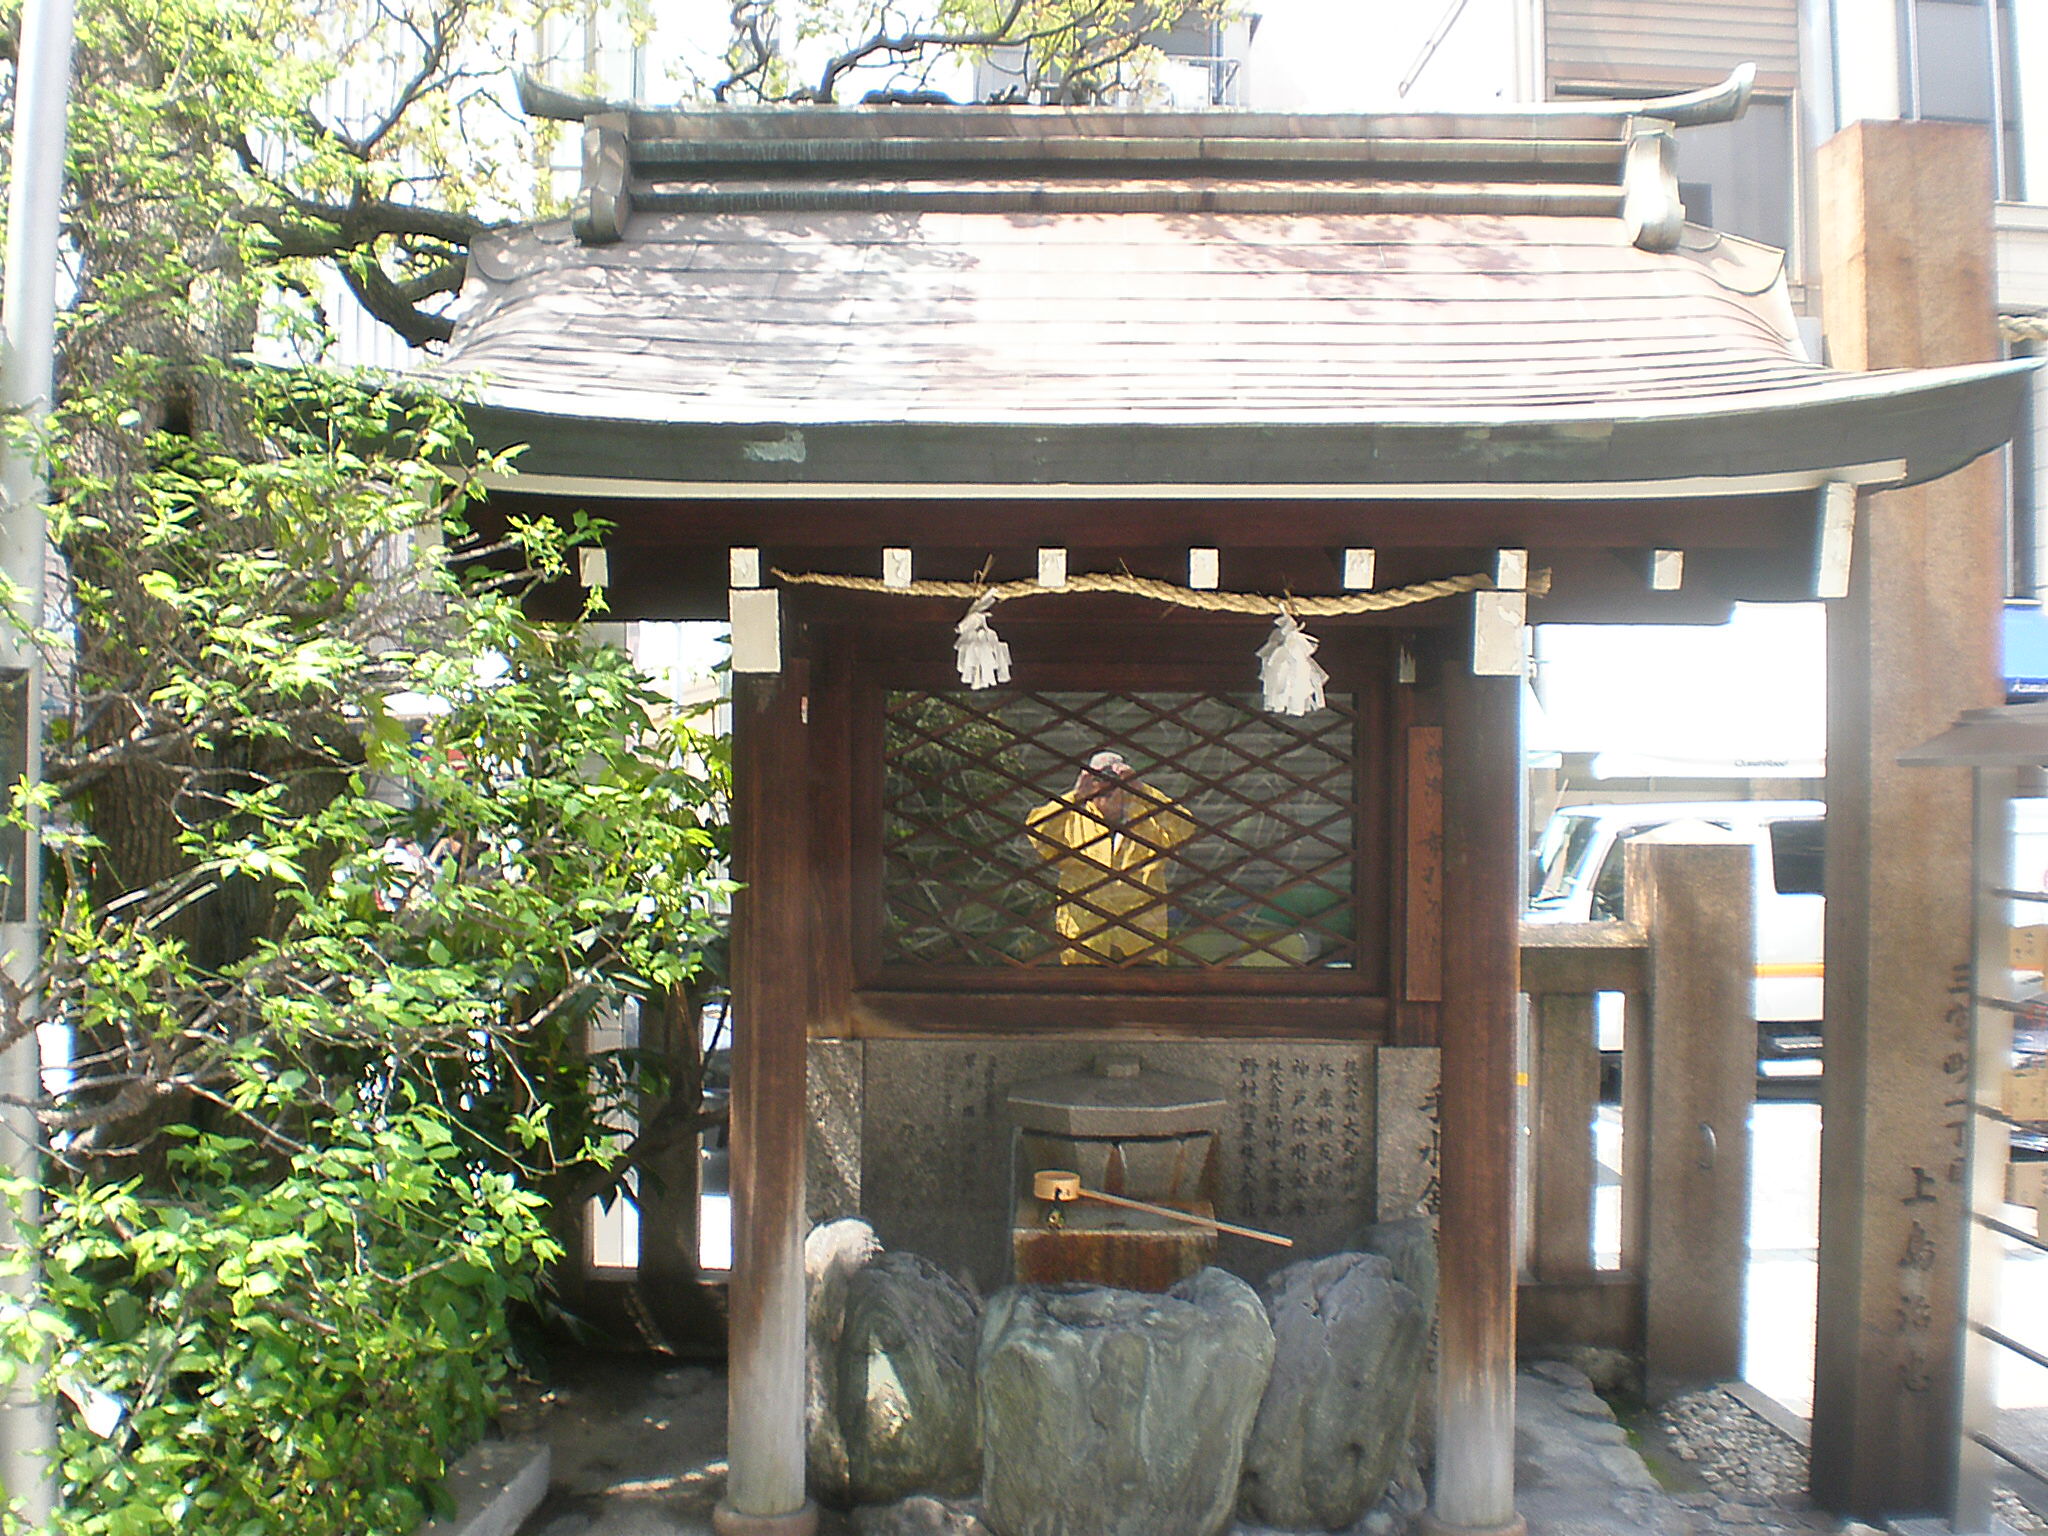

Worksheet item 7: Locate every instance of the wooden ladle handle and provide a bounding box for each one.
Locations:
[1030,1169,1293,1248]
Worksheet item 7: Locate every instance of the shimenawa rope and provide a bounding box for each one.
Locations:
[767,564,1542,713]
[772,566,1522,616]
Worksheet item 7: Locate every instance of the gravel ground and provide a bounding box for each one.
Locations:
[1656,1385,2048,1535]
[1658,1388,1812,1502]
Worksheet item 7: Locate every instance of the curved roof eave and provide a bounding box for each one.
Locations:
[456,357,2037,500]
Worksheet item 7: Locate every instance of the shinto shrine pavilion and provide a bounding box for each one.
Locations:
[432,75,2034,1535]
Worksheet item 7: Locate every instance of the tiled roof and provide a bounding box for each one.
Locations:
[450,212,1820,420]
[432,95,2033,494]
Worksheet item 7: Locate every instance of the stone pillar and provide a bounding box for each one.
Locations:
[1423,649,1524,1536]
[1811,119,2002,1522]
[1626,838,1756,1399]
[715,670,819,1536]
[1528,992,1599,1284]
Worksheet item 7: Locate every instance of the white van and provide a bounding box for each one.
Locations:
[1528,797,2048,1085]
[1526,801,1826,1081]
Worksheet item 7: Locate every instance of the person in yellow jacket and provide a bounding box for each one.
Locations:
[1025,750,1195,963]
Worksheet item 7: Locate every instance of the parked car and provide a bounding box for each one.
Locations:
[1529,798,2048,1094]
[1527,800,1826,1088]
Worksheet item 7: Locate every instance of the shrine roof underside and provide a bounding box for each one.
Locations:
[433,86,2032,501]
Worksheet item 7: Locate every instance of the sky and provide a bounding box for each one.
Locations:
[1532,604,1828,768]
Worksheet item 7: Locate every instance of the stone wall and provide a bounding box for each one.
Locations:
[808,1038,1400,1290]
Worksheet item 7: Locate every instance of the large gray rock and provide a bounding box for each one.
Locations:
[1358,1218,1437,1329]
[852,1494,994,1536]
[979,1268,1275,1536]
[807,1217,882,1502]
[1239,1252,1430,1532]
[1359,1216,1439,1462]
[838,1252,983,1502]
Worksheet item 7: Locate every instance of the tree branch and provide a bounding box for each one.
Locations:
[809,0,1032,101]
[338,255,457,348]
[318,0,473,160]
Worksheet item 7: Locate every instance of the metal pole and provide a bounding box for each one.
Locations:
[1901,0,1923,119]
[1796,0,1839,289]
[0,0,76,1522]
[1982,0,2007,199]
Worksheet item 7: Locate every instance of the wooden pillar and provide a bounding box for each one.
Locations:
[1811,120,2002,1522]
[715,668,819,1536]
[1627,839,1755,1398]
[1424,646,1525,1536]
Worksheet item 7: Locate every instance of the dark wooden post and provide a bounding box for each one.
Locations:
[1811,120,2002,1521]
[715,667,819,1536]
[1423,644,1525,1536]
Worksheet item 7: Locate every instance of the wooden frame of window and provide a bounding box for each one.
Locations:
[816,618,1399,1039]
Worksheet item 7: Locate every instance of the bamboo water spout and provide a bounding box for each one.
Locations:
[1030,1169,1294,1248]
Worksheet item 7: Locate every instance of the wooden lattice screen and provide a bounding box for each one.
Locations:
[881,690,1359,969]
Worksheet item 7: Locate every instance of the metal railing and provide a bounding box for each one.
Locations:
[1956,774,2048,1533]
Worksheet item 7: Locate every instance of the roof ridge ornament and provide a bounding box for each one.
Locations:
[1616,63,1754,127]
[1622,118,1684,252]
[517,71,627,123]
[571,112,632,246]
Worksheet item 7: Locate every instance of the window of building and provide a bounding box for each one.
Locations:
[1909,0,2024,198]
[1674,98,1797,253]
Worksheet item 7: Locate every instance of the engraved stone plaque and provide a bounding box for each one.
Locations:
[1375,1045,1442,1222]
[806,1039,863,1227]
[859,1039,1376,1289]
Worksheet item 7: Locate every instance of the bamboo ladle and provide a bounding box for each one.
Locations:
[1031,1169,1294,1248]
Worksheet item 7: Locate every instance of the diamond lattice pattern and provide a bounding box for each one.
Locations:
[882,691,1358,969]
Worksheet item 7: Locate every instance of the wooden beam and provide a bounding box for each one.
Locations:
[716,669,819,1536]
[842,990,1391,1038]
[1425,651,1525,1536]
[485,487,1821,553]
[1405,727,1445,1003]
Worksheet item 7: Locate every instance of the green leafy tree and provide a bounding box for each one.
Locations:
[0,0,733,1528]
[0,0,1235,1523]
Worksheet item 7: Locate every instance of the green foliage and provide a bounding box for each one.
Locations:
[10,364,736,1530]
[12,1106,556,1536]
[0,1,737,1525]
[14,349,734,1530]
